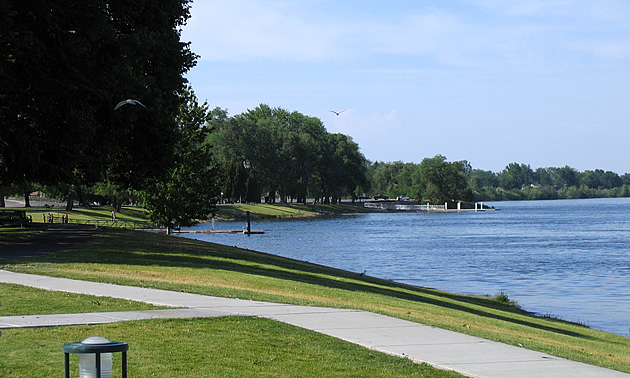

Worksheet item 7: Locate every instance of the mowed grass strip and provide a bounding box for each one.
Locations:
[0,283,165,316]
[21,206,150,224]
[0,317,462,377]
[2,228,629,373]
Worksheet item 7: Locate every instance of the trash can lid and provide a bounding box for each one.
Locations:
[82,336,110,344]
[63,336,128,354]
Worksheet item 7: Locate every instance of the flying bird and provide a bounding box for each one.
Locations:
[330,110,346,116]
[114,99,147,110]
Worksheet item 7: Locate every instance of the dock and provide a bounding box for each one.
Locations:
[175,230,264,235]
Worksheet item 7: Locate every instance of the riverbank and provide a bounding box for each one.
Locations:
[186,199,629,337]
[3,271,626,377]
[1,227,628,373]
[211,201,495,222]
[212,202,381,221]
[3,198,491,225]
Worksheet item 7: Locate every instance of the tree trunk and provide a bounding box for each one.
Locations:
[24,190,31,207]
[113,196,123,212]
[66,187,74,211]
[0,185,5,208]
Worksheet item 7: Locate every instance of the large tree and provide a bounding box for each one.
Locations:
[415,155,473,204]
[548,165,581,188]
[318,133,368,203]
[1,0,197,199]
[498,163,535,190]
[211,104,330,204]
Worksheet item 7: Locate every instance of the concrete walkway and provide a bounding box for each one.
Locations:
[1,271,628,377]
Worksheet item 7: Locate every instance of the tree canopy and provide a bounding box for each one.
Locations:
[415,156,473,204]
[1,0,197,194]
[3,3,629,212]
[210,104,369,204]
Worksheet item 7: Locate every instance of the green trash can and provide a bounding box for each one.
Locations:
[63,336,128,378]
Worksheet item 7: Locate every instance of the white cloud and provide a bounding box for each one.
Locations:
[471,0,625,19]
[473,0,574,16]
[183,0,630,69]
[182,0,345,62]
[181,1,630,173]
[331,109,399,135]
[365,12,463,56]
[327,109,406,160]
[571,40,630,59]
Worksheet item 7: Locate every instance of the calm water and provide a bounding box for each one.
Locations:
[180,198,630,336]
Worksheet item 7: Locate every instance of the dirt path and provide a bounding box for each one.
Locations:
[0,225,94,262]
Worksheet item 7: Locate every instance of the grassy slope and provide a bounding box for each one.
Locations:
[0,285,458,377]
[213,202,377,220]
[0,283,164,315]
[22,205,149,222]
[1,316,459,377]
[1,227,628,373]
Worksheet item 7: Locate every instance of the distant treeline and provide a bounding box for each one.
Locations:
[5,90,629,210]
[369,160,630,202]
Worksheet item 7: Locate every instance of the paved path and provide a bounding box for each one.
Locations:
[1,270,627,378]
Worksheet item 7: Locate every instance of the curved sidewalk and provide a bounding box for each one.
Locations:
[1,270,627,378]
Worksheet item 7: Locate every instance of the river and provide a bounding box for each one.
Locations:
[178,197,630,337]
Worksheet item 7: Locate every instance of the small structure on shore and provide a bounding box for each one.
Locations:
[362,201,494,212]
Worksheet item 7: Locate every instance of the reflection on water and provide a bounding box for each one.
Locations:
[180,198,630,336]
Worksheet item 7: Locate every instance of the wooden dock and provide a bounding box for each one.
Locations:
[175,229,264,235]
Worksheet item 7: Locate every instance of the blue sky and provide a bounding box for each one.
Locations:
[181,0,630,174]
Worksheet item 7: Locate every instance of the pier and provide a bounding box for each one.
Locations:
[175,229,264,235]
[362,202,493,212]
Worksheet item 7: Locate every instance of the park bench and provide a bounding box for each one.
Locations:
[0,210,28,228]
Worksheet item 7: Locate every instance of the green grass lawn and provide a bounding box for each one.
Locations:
[23,205,150,224]
[1,317,460,377]
[0,224,46,246]
[1,228,628,374]
[3,202,370,228]
[0,283,165,315]
[0,285,459,376]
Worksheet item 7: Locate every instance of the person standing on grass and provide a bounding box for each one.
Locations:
[111,211,116,222]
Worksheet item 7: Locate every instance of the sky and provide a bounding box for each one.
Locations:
[181,0,630,174]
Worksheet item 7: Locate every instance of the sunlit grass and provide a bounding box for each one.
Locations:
[2,228,629,373]
[23,206,150,224]
[0,283,164,315]
[0,317,461,377]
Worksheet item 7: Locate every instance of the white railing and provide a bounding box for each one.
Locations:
[363,203,447,211]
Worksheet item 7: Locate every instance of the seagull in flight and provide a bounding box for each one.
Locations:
[330,110,346,116]
[114,99,147,111]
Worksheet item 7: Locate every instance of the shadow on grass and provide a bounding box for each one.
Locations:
[15,228,594,340]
